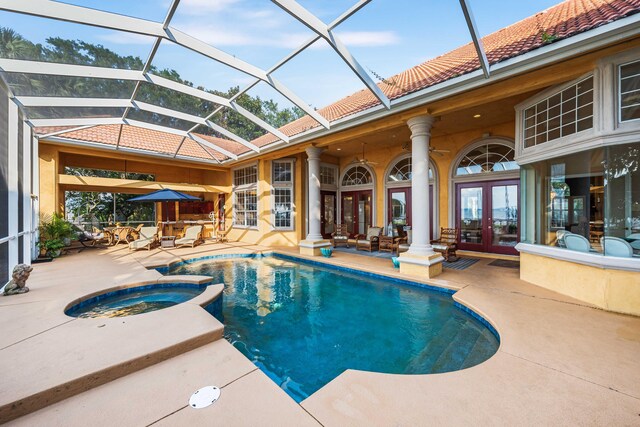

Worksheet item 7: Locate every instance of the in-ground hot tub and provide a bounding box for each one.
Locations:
[65,283,209,318]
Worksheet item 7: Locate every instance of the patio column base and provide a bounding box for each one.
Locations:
[299,240,331,256]
[398,252,444,278]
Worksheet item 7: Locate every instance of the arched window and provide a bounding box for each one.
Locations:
[341,165,373,186]
[387,156,434,183]
[455,143,518,176]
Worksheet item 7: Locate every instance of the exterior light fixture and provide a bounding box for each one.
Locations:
[473,114,482,118]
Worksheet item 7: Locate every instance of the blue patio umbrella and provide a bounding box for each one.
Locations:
[128,189,200,222]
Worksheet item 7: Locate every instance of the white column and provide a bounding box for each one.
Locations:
[22,122,32,264]
[407,115,436,256]
[31,135,40,261]
[305,146,324,242]
[8,100,19,269]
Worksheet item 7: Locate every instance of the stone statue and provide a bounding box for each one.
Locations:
[3,264,33,296]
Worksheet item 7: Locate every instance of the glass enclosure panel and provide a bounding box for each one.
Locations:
[126,109,196,131]
[491,185,519,247]
[460,187,483,244]
[604,144,640,256]
[520,143,640,257]
[2,73,136,98]
[23,106,126,119]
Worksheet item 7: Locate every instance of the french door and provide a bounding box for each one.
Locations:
[341,190,372,238]
[456,179,519,255]
[320,191,336,239]
[387,186,433,236]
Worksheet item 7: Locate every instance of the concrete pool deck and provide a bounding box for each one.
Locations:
[1,241,639,425]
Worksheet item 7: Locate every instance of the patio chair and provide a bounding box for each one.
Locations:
[601,236,634,258]
[331,223,349,248]
[355,226,382,252]
[75,225,109,247]
[564,233,592,253]
[431,227,459,262]
[175,225,204,248]
[214,227,230,243]
[128,226,159,251]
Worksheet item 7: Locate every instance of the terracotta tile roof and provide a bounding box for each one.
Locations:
[252,0,640,146]
[32,126,78,135]
[36,0,640,161]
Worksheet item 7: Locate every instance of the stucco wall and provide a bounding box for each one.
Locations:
[520,252,640,316]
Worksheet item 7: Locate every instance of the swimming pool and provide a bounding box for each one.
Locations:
[65,283,206,318]
[162,255,499,402]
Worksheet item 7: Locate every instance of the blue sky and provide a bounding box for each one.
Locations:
[2,0,562,110]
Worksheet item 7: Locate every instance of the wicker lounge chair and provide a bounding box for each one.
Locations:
[355,226,382,252]
[431,227,459,262]
[175,225,204,248]
[128,226,158,251]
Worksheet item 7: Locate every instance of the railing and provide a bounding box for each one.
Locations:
[71,220,156,232]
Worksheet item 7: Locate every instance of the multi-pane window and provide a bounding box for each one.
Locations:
[272,160,294,230]
[455,143,519,176]
[523,76,594,148]
[320,165,336,186]
[620,60,640,122]
[233,165,258,228]
[341,166,373,186]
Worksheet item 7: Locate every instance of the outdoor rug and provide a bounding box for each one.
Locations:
[331,246,480,270]
[488,259,520,269]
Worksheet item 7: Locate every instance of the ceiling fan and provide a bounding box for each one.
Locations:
[351,143,379,166]
[401,142,450,157]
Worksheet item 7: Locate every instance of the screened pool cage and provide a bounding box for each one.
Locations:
[0,0,491,281]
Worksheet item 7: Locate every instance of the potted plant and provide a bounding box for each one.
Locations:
[38,213,74,258]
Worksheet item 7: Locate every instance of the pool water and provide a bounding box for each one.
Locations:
[65,284,205,318]
[164,256,499,402]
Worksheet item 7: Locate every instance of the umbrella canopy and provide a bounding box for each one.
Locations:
[128,189,201,203]
[129,189,200,222]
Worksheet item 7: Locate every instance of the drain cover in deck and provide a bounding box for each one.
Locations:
[189,386,220,409]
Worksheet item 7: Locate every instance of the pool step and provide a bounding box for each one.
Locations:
[460,327,498,370]
[430,321,483,373]
[404,318,462,373]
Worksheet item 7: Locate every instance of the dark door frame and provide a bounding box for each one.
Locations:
[341,189,372,238]
[455,179,520,255]
[320,190,336,239]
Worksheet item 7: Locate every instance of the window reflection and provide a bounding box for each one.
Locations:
[521,143,640,258]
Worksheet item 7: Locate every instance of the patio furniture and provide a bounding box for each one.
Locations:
[556,230,570,248]
[214,227,230,243]
[175,225,204,248]
[160,235,176,248]
[431,227,459,262]
[564,233,591,253]
[601,236,634,258]
[331,223,349,248]
[355,226,382,252]
[379,235,395,253]
[128,226,159,251]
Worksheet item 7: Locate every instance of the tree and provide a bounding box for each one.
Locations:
[0,27,305,136]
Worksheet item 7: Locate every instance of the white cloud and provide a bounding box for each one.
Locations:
[336,31,401,47]
[186,24,308,49]
[99,32,155,45]
[178,0,241,15]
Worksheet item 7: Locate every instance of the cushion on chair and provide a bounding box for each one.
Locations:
[366,227,382,240]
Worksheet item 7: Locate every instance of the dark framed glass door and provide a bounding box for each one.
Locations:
[321,191,336,239]
[388,188,411,231]
[456,179,519,255]
[341,190,372,238]
[386,186,433,237]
